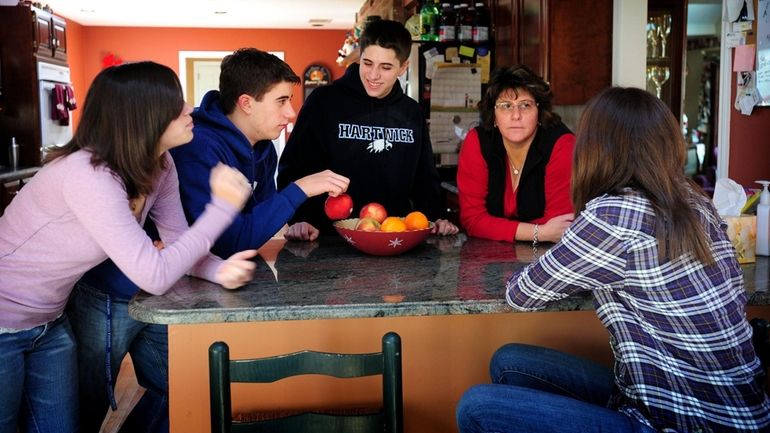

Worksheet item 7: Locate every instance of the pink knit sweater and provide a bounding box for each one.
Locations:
[0,150,237,329]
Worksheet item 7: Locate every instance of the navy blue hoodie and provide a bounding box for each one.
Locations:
[278,63,444,234]
[170,90,306,259]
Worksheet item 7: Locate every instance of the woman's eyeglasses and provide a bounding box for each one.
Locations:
[494,100,538,114]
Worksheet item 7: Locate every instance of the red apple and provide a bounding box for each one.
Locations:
[355,217,381,232]
[324,194,353,220]
[359,202,388,224]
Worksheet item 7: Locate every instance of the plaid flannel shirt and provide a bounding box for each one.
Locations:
[507,188,770,433]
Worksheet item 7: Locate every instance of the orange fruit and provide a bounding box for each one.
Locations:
[380,216,407,232]
[404,211,429,230]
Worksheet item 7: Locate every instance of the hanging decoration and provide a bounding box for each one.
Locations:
[101,53,123,69]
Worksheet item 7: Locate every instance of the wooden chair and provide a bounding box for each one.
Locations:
[751,318,770,386]
[208,332,403,433]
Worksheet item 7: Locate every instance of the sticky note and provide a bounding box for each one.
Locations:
[458,45,475,58]
[733,44,755,72]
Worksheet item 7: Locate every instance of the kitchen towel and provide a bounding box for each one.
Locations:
[51,83,70,125]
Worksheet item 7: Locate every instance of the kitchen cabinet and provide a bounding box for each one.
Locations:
[0,5,73,169]
[491,0,613,105]
[646,0,686,120]
[29,6,68,63]
[43,13,68,62]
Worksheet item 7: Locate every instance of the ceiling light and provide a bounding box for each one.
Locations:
[214,11,228,15]
[308,18,332,27]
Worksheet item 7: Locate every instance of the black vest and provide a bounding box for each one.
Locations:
[477,121,572,222]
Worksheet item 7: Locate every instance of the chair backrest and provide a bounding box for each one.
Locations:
[209,332,403,433]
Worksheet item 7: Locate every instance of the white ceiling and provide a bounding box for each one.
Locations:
[42,0,363,30]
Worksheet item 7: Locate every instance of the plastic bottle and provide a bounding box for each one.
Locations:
[420,0,440,41]
[756,180,770,256]
[472,2,490,43]
[457,3,474,43]
[438,2,456,43]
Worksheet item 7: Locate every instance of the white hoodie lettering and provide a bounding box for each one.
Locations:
[337,123,415,153]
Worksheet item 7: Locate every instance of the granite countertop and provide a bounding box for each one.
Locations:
[0,166,41,182]
[129,235,770,325]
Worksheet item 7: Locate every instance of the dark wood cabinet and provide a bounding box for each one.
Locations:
[30,6,68,63]
[0,5,71,169]
[647,0,686,120]
[491,0,612,105]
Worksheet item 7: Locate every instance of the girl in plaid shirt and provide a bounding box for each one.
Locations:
[457,87,770,433]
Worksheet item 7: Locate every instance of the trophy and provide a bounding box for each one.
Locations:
[659,14,672,58]
[649,66,670,99]
[646,17,659,58]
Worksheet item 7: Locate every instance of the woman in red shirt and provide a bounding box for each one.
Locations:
[457,65,574,244]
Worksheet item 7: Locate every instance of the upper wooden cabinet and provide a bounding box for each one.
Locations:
[491,0,613,105]
[34,7,68,62]
[0,6,69,65]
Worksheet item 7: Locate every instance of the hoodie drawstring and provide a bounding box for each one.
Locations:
[106,295,118,410]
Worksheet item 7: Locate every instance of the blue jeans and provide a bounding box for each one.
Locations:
[456,343,657,433]
[67,282,169,433]
[0,315,78,433]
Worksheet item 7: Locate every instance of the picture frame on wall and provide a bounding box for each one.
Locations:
[303,64,331,101]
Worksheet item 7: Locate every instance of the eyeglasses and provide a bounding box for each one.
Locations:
[494,100,538,114]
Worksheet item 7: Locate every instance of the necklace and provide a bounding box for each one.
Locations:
[508,159,521,176]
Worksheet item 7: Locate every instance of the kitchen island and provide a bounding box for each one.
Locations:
[130,235,770,433]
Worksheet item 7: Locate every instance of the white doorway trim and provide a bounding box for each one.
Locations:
[716,9,731,181]
[178,51,234,103]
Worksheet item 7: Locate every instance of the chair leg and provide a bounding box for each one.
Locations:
[382,332,403,433]
[750,318,770,387]
[209,341,232,433]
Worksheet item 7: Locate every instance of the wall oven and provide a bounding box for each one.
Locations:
[37,61,74,150]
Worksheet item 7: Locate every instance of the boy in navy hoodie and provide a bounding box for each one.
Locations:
[279,20,459,236]
[171,48,349,257]
[67,48,349,433]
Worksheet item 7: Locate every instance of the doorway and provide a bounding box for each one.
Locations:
[683,0,722,195]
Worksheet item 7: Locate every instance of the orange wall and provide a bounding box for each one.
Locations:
[63,22,348,127]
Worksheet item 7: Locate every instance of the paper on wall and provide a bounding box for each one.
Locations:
[725,31,747,48]
[733,44,756,71]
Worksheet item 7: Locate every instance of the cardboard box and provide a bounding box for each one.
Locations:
[724,215,757,264]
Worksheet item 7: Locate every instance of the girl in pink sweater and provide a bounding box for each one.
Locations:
[0,62,256,433]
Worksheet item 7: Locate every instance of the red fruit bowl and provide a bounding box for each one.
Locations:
[333,218,433,256]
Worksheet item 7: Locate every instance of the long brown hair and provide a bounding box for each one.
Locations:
[572,87,713,264]
[44,61,185,199]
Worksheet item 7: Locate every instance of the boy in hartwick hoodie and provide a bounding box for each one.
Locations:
[279,20,459,236]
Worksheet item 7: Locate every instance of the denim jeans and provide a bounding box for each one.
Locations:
[67,282,169,433]
[0,315,78,433]
[456,343,657,433]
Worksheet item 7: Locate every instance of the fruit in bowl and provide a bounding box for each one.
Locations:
[359,202,388,223]
[334,218,433,256]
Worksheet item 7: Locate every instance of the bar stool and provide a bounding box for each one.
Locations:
[208,332,403,433]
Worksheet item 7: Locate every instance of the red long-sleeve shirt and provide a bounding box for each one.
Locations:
[457,128,575,242]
